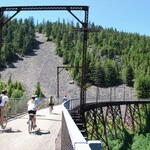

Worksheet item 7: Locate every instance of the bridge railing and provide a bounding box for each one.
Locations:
[61,99,101,150]
[63,98,80,111]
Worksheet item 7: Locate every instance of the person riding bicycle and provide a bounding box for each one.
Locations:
[27,95,39,128]
[0,90,11,129]
[48,95,54,114]
[63,95,68,103]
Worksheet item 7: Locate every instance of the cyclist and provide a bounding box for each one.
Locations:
[63,95,68,103]
[0,90,10,129]
[27,95,38,128]
[48,95,54,114]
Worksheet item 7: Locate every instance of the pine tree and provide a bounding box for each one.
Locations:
[134,75,150,98]
[94,61,105,87]
[103,59,119,86]
[34,82,44,98]
[122,65,134,87]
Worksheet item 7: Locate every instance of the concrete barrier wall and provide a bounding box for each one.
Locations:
[62,100,101,150]
[62,104,91,150]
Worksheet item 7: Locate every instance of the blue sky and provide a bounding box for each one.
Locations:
[0,0,150,36]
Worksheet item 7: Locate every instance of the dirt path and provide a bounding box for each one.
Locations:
[0,33,80,101]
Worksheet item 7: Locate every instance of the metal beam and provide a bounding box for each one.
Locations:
[0,6,88,11]
[57,66,72,98]
[1,10,20,28]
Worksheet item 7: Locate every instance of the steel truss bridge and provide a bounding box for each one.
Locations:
[1,5,150,150]
[70,99,150,149]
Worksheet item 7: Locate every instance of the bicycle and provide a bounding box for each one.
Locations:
[0,108,8,129]
[49,104,54,114]
[28,113,35,134]
[48,96,54,114]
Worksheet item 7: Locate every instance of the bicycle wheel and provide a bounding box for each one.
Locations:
[49,107,52,114]
[28,119,32,134]
[49,106,53,114]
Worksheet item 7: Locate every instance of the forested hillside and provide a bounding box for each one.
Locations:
[0,17,36,98]
[0,17,36,67]
[0,17,150,98]
[36,20,150,98]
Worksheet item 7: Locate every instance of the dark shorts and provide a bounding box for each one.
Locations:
[28,110,36,114]
[49,103,54,106]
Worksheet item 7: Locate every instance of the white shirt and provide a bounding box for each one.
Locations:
[63,96,68,102]
[0,95,9,107]
[27,100,37,111]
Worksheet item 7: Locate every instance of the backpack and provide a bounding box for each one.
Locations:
[0,96,2,104]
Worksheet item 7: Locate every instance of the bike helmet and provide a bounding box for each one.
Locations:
[31,95,36,99]
[2,90,7,94]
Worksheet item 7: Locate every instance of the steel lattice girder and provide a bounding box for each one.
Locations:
[84,102,150,149]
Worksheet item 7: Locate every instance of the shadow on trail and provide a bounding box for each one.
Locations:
[0,128,21,134]
[50,113,60,115]
[36,114,46,117]
[35,129,50,136]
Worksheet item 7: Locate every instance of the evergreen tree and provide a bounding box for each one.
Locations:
[11,89,23,98]
[34,82,44,98]
[134,75,150,98]
[94,61,105,86]
[122,65,134,87]
[103,59,119,86]
[8,75,12,85]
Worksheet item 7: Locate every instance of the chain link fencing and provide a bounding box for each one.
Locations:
[8,97,49,118]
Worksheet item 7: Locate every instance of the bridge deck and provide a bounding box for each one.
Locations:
[0,105,62,150]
